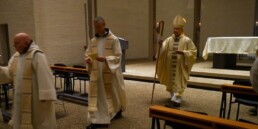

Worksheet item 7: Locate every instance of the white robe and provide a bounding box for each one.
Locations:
[0,43,56,129]
[85,31,127,124]
[157,34,197,94]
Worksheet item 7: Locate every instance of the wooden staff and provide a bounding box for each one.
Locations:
[151,21,164,104]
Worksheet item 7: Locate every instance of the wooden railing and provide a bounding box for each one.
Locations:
[150,105,258,129]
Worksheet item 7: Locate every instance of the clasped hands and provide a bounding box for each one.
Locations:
[85,56,106,64]
[159,41,184,55]
[175,50,184,54]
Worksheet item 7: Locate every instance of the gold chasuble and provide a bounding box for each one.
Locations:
[157,34,197,94]
[85,30,127,124]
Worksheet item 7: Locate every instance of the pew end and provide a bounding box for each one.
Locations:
[149,105,258,129]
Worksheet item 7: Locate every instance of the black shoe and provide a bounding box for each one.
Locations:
[86,124,108,129]
[165,103,179,109]
[249,107,257,116]
[171,101,181,107]
[86,124,97,129]
[114,110,123,119]
[249,107,257,112]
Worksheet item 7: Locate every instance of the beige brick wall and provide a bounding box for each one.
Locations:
[34,0,87,65]
[0,0,36,54]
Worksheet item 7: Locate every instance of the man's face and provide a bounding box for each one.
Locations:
[94,21,105,35]
[13,38,29,54]
[173,27,183,37]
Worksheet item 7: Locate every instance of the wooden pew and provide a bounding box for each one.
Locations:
[51,66,88,75]
[51,66,89,93]
[51,66,89,103]
[221,84,257,96]
[219,84,258,118]
[149,105,258,129]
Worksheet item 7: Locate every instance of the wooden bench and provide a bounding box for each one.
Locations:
[221,84,258,96]
[123,73,234,91]
[150,105,258,129]
[51,66,88,75]
[51,66,89,94]
[57,93,88,104]
[51,66,89,104]
[219,84,258,118]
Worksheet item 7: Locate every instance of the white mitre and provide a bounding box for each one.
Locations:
[173,15,186,28]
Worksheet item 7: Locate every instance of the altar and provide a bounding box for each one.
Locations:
[202,37,258,69]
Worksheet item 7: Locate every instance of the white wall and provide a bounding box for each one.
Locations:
[200,0,256,56]
[97,0,149,59]
[157,0,194,40]
[0,0,256,62]
[97,0,195,60]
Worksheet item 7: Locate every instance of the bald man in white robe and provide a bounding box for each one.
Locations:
[0,33,56,129]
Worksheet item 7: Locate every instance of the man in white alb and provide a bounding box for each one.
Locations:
[85,17,127,129]
[0,33,56,129]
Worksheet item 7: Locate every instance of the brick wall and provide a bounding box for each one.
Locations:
[34,0,87,65]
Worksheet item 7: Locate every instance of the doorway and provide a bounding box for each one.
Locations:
[254,0,258,36]
[0,24,10,65]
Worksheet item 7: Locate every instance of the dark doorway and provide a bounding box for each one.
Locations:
[193,0,201,57]
[254,0,258,36]
[84,0,97,49]
[0,24,10,65]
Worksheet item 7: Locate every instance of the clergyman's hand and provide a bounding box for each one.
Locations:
[85,59,92,65]
[97,57,106,62]
[175,51,184,55]
[158,40,163,46]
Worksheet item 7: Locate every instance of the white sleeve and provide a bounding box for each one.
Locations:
[106,38,122,74]
[0,56,14,84]
[33,52,57,101]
